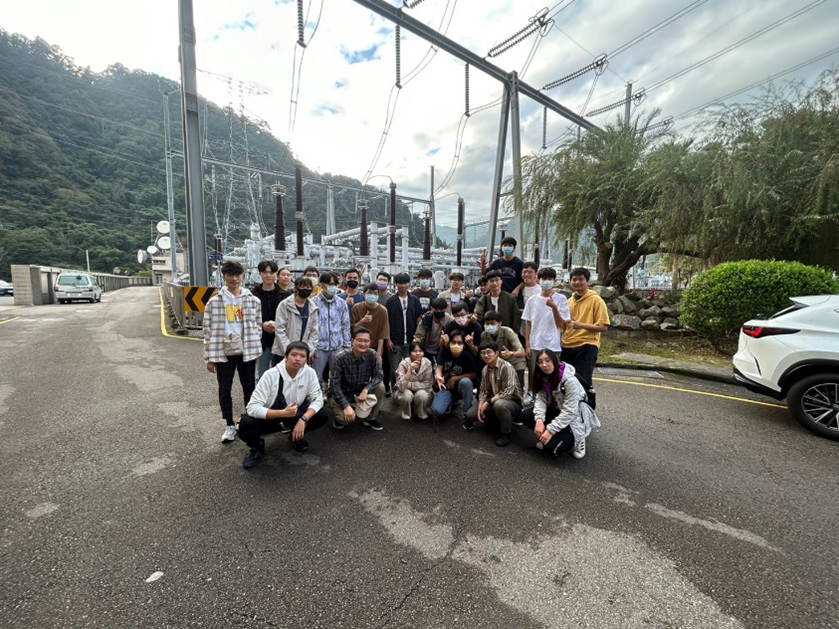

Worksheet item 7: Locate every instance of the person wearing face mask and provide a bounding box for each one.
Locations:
[413,298,454,367]
[350,283,391,364]
[339,268,365,306]
[273,277,319,361]
[394,341,435,420]
[430,329,478,420]
[412,268,438,317]
[479,311,527,392]
[376,271,394,304]
[303,266,322,298]
[522,267,571,405]
[444,301,483,358]
[479,236,525,297]
[312,272,352,384]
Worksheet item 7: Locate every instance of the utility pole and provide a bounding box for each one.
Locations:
[163,92,178,282]
[326,182,336,236]
[389,182,397,264]
[509,72,523,243]
[625,81,632,123]
[456,197,465,267]
[429,166,437,248]
[178,0,208,286]
[294,161,306,270]
[272,184,286,252]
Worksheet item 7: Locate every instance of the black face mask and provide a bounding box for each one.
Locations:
[297,289,312,299]
[433,311,445,320]
[346,280,359,289]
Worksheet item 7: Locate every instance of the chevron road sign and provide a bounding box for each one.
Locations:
[184,286,216,313]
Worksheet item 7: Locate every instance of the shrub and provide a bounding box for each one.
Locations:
[680,260,838,342]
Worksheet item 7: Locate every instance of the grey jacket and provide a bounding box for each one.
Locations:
[273,297,319,357]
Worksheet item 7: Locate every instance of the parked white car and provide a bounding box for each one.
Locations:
[54,272,102,304]
[733,294,839,441]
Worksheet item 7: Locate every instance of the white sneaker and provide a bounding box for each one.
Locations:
[221,425,237,443]
[523,392,534,406]
[572,438,586,459]
[401,411,411,420]
[535,441,544,450]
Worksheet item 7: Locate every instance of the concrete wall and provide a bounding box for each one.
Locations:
[10,265,152,306]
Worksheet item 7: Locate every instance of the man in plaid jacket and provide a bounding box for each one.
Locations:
[203,260,263,444]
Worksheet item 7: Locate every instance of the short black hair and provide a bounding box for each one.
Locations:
[285,341,310,357]
[570,267,591,281]
[479,340,499,353]
[484,310,502,323]
[408,340,424,354]
[478,276,488,286]
[501,237,517,247]
[417,268,433,279]
[523,261,539,272]
[352,327,372,340]
[449,329,466,344]
[221,261,244,276]
[257,260,278,273]
[304,265,319,275]
[430,297,447,311]
[294,277,313,289]
[449,271,464,281]
[394,272,411,285]
[376,270,391,281]
[485,270,502,281]
[319,272,337,285]
[537,266,557,280]
[451,301,469,315]
[364,282,379,293]
[345,268,360,278]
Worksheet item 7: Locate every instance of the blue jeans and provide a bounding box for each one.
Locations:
[431,377,474,417]
[314,348,344,383]
[257,347,279,380]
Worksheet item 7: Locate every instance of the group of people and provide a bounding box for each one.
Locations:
[202,236,609,470]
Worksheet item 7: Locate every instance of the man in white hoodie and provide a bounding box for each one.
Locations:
[238,341,328,469]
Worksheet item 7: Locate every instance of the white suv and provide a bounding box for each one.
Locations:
[54,272,103,304]
[733,295,839,440]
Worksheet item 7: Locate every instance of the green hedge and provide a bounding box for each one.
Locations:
[680,260,839,341]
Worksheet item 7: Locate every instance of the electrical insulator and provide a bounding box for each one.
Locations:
[487,8,553,58]
[464,64,470,117]
[403,0,428,8]
[542,106,547,150]
[543,54,608,91]
[395,25,402,88]
[297,0,306,48]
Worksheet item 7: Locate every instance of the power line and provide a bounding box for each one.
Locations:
[609,0,710,59]
[647,0,827,93]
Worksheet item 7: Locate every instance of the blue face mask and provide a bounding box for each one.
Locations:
[540,281,554,292]
[420,279,431,289]
[326,285,339,296]
[486,324,498,335]
[365,294,379,305]
[502,247,514,256]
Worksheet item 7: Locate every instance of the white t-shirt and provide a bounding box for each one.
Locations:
[519,284,542,335]
[522,293,571,352]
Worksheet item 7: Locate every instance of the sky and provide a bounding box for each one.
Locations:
[2,0,838,229]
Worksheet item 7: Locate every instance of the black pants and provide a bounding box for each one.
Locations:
[520,407,575,456]
[560,344,599,391]
[216,355,256,424]
[238,407,329,449]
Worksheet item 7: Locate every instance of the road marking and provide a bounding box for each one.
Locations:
[25,503,59,519]
[0,317,19,326]
[158,289,201,342]
[145,571,164,583]
[593,377,787,409]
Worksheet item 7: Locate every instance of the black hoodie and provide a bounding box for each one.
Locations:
[251,283,291,349]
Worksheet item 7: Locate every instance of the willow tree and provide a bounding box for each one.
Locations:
[516,111,679,290]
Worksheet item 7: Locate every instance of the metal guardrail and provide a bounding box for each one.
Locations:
[161,283,204,333]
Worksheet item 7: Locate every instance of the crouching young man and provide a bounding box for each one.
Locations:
[238,341,329,469]
[464,341,523,447]
[327,327,386,431]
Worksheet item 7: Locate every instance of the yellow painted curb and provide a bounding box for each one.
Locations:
[593,377,787,409]
[0,316,20,326]
[159,289,202,342]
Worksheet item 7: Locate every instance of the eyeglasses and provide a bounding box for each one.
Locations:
[354,338,371,344]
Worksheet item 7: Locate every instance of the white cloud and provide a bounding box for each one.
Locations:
[2,0,837,229]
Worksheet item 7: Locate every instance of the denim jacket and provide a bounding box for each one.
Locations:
[313,292,351,352]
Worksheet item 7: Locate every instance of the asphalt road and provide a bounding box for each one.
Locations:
[1,287,836,629]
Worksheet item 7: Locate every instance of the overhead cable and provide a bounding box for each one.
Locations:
[610,0,710,59]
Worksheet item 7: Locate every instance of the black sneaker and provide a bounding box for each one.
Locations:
[385,389,392,399]
[243,443,265,469]
[495,434,511,447]
[332,417,345,430]
[279,425,292,434]
[290,437,309,453]
[512,419,524,427]
[462,419,474,430]
[363,418,384,431]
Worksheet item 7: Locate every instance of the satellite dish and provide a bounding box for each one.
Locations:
[157,236,171,250]
[147,245,159,255]
[156,220,170,234]
[137,250,146,264]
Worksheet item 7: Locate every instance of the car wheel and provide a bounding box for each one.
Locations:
[787,373,839,441]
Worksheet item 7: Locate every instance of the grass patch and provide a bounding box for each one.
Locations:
[599,335,734,368]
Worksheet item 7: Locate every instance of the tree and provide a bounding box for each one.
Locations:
[516,111,676,290]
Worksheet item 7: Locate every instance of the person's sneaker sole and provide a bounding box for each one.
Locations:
[363,420,384,431]
[332,419,345,430]
[462,421,474,430]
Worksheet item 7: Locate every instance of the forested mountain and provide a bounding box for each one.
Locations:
[0,31,434,280]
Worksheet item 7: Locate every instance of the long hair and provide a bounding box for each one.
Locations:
[530,348,561,393]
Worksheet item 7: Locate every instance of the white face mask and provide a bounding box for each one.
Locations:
[455,316,469,326]
[540,281,554,292]
[486,324,498,335]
